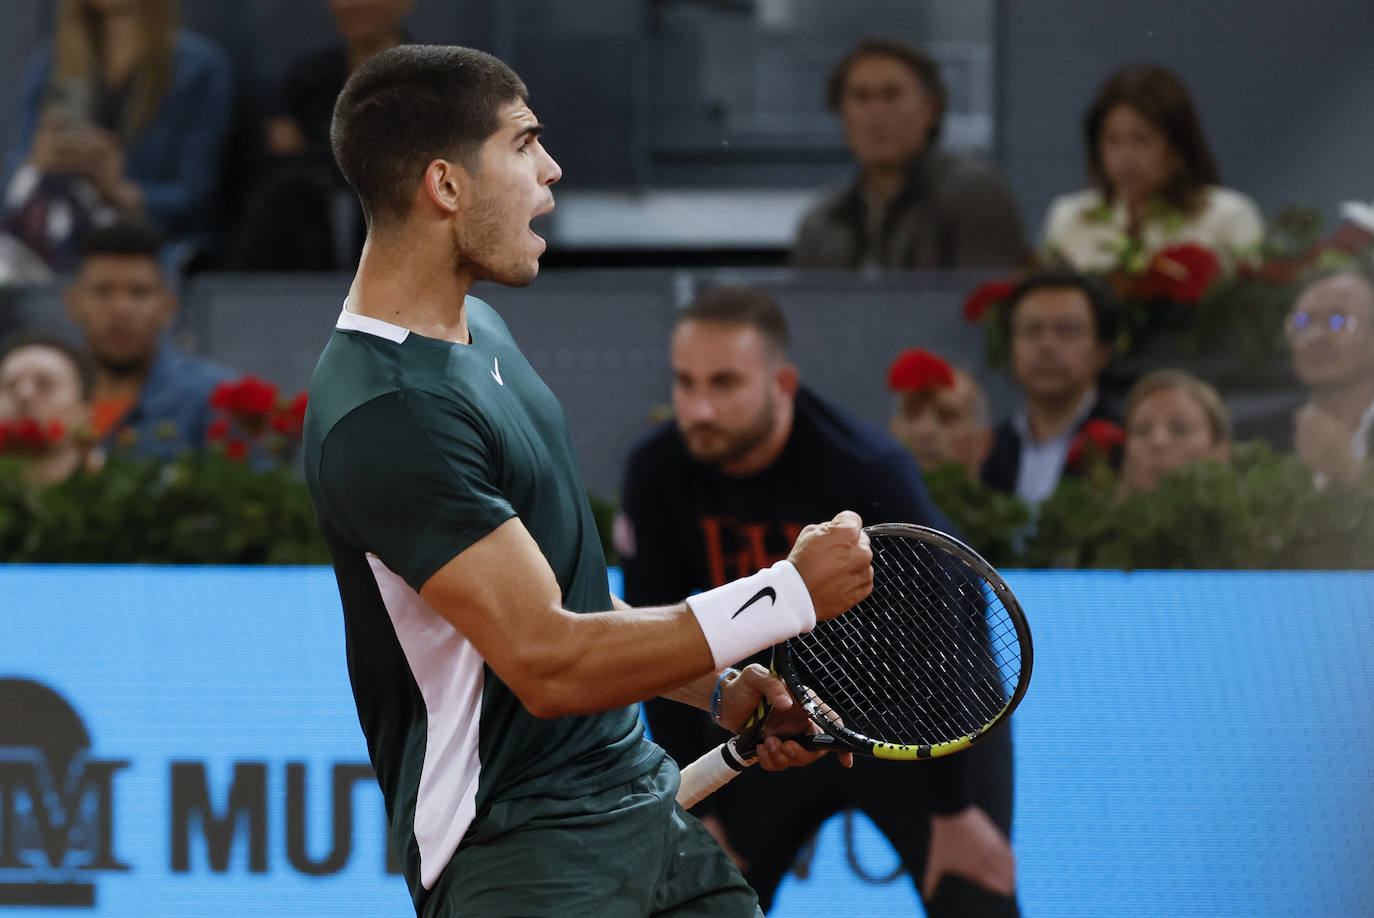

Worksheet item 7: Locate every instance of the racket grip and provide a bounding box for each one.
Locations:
[674,738,754,810]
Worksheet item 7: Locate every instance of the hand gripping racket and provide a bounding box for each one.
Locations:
[675,523,1033,810]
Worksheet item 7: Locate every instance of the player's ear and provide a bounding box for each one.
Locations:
[421,159,465,216]
[776,363,800,398]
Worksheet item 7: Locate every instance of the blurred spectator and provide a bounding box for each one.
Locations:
[982,271,1121,502]
[0,0,234,277]
[227,0,412,270]
[1042,65,1262,273]
[790,38,1028,271]
[887,347,992,479]
[64,221,234,461]
[619,286,1020,916]
[1286,266,1374,487]
[1119,368,1231,495]
[0,333,95,486]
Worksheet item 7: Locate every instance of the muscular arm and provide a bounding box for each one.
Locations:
[421,518,716,718]
[610,593,719,711]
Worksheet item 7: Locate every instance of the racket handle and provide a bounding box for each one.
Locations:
[675,738,754,809]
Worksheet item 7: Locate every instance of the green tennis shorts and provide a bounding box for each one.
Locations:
[425,756,763,918]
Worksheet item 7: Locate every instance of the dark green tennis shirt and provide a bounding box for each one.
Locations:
[303,298,660,910]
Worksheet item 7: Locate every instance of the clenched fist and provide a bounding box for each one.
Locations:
[787,510,873,621]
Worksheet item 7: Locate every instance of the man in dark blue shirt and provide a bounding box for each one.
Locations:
[619,286,1020,916]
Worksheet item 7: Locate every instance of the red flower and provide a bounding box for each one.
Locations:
[210,380,236,411]
[886,348,956,393]
[1066,419,1125,472]
[210,376,279,418]
[207,417,231,442]
[962,279,1018,323]
[225,439,249,463]
[1134,244,1221,303]
[236,376,279,416]
[15,418,44,450]
[0,418,63,455]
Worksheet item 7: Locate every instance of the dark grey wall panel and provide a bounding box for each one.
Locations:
[1000,0,1374,239]
[181,269,1005,496]
[2,1,1368,223]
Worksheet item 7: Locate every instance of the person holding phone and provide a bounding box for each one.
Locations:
[1,0,233,274]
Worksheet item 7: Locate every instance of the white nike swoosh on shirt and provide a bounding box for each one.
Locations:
[491,357,503,386]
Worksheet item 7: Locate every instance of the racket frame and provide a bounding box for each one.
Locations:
[676,523,1033,810]
[745,523,1032,761]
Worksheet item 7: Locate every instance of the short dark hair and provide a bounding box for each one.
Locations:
[826,38,946,143]
[1083,65,1220,214]
[80,221,164,262]
[0,332,95,401]
[331,44,529,227]
[676,286,790,357]
[1004,271,1119,347]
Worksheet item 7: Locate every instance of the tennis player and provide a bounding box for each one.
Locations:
[302,45,873,918]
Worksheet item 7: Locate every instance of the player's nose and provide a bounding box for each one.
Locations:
[541,149,562,186]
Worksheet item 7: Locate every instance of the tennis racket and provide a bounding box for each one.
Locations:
[675,522,1032,810]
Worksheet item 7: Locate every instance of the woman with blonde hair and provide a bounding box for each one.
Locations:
[1,0,232,274]
[1120,368,1232,495]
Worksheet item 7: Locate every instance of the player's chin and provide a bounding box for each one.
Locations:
[682,438,725,464]
[495,256,541,288]
[517,234,549,282]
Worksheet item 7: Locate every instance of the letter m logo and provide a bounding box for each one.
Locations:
[0,749,129,872]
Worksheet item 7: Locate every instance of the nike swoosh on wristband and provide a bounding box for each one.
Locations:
[491,357,503,385]
[732,586,777,619]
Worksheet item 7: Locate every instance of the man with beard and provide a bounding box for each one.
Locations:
[64,222,234,460]
[980,272,1121,502]
[617,286,1020,916]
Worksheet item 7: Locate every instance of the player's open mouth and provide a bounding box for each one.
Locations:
[530,200,555,246]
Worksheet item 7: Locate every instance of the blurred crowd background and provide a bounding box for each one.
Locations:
[0,0,1371,568]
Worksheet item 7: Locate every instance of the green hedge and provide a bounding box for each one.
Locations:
[4,441,1370,569]
[926,441,1374,570]
[0,452,328,564]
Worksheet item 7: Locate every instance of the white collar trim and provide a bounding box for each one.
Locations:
[336,300,410,343]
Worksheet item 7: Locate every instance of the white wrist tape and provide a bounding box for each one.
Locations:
[686,560,816,670]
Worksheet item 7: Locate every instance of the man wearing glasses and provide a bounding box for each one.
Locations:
[1285,263,1374,487]
[980,271,1122,502]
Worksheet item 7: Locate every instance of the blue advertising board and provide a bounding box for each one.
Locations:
[1,567,1371,916]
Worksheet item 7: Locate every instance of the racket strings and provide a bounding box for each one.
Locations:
[789,534,1024,747]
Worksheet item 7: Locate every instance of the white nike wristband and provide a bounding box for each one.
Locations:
[686,560,817,670]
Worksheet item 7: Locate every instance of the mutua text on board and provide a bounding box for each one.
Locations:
[0,678,399,908]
